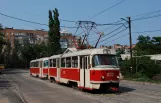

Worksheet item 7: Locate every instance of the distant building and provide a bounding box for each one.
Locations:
[114,44,136,54]
[1,27,81,49]
[1,27,48,48]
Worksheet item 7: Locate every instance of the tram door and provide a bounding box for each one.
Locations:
[39,61,43,77]
[80,56,90,88]
[56,59,60,82]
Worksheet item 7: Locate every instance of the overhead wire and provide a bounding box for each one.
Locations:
[0,12,78,28]
[132,14,161,21]
[89,25,126,44]
[100,28,127,44]
[132,30,161,34]
[131,9,161,18]
[106,33,128,44]
[88,0,126,20]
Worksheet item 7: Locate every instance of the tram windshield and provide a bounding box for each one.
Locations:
[92,54,118,68]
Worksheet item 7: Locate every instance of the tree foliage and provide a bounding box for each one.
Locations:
[0,24,5,64]
[134,35,161,55]
[48,8,61,56]
[120,35,161,80]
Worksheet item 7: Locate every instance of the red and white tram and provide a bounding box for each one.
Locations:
[48,48,120,90]
[30,57,49,78]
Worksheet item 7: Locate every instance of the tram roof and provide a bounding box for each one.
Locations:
[30,57,49,62]
[61,48,116,57]
[49,54,62,59]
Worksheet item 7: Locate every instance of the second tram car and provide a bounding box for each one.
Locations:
[30,57,49,78]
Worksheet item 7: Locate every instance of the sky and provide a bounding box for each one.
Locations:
[0,0,161,47]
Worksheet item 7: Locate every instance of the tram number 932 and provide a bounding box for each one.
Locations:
[107,72,114,77]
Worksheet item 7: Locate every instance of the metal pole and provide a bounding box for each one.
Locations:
[128,17,133,76]
[95,35,102,48]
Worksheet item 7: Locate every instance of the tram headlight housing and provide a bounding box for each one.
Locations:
[101,76,105,80]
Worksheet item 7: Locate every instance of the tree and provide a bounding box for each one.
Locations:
[134,35,161,55]
[120,35,161,79]
[0,24,5,54]
[0,24,4,64]
[48,8,61,56]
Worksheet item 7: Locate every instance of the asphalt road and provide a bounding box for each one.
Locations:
[1,69,161,103]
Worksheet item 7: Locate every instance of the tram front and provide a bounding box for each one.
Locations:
[90,49,120,91]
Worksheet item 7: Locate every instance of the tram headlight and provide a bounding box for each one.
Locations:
[101,76,105,80]
[117,76,120,79]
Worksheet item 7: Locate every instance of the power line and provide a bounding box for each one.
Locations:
[0,12,78,28]
[100,28,127,44]
[131,9,161,18]
[106,29,161,44]
[89,25,125,43]
[0,12,48,26]
[106,33,128,43]
[60,19,76,23]
[88,0,126,20]
[101,25,125,37]
[132,30,161,33]
[132,14,161,21]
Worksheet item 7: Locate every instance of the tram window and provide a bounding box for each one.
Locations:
[44,60,48,67]
[35,62,37,67]
[92,55,118,67]
[66,57,71,68]
[49,59,53,67]
[80,57,82,68]
[53,59,56,67]
[32,62,34,67]
[72,56,78,68]
[61,58,66,67]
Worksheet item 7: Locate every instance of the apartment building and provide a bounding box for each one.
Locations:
[1,27,81,49]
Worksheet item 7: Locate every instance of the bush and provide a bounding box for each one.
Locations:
[152,74,161,81]
[119,56,161,80]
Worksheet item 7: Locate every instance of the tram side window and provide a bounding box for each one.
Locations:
[49,59,53,67]
[80,57,82,68]
[44,60,48,67]
[38,61,40,67]
[33,62,35,67]
[35,62,38,67]
[72,56,78,68]
[61,58,66,67]
[53,59,56,67]
[66,57,71,68]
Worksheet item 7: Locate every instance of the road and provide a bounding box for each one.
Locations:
[0,69,161,103]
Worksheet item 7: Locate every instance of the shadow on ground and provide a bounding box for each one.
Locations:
[2,69,28,75]
[0,76,11,89]
[46,79,135,95]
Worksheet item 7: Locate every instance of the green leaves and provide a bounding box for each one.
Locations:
[134,35,161,55]
[48,8,61,56]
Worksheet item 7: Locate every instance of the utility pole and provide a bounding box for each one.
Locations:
[121,17,133,76]
[128,17,133,76]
